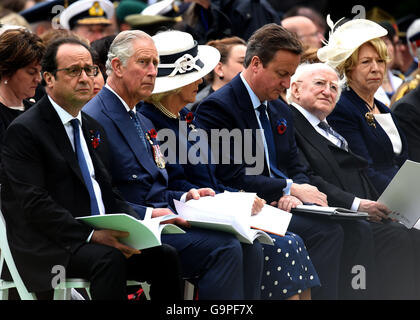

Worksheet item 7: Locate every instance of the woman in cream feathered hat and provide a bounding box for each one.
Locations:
[319,16,409,196]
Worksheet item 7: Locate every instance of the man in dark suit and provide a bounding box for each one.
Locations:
[83,30,263,300]
[0,37,183,300]
[288,61,420,299]
[392,82,420,162]
[195,23,348,299]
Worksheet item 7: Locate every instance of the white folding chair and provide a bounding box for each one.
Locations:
[0,208,147,300]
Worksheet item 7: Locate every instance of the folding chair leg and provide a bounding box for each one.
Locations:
[53,288,66,300]
[0,288,8,300]
[140,282,151,300]
[184,280,195,300]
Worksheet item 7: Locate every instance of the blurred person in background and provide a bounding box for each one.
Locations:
[0,28,45,163]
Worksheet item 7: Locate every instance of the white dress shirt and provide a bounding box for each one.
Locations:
[239,73,293,195]
[48,95,106,216]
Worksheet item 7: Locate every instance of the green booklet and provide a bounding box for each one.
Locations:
[77,214,185,250]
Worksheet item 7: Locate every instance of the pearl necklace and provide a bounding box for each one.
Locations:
[153,102,180,119]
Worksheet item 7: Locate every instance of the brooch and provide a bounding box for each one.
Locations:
[185,111,197,132]
[365,112,376,128]
[145,129,165,169]
[89,130,101,149]
[276,119,287,135]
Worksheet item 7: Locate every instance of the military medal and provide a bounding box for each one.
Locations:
[146,130,165,169]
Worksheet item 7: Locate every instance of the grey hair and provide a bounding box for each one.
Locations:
[286,62,345,103]
[106,30,154,76]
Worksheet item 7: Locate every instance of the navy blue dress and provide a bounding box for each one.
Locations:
[140,102,320,299]
[327,87,408,194]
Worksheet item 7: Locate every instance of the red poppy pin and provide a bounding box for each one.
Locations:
[277,119,287,135]
[184,111,197,131]
[148,128,158,139]
[185,112,194,124]
[89,130,101,149]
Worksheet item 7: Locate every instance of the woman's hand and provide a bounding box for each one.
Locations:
[277,195,303,212]
[251,196,266,215]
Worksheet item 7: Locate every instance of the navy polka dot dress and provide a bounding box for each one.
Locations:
[260,231,320,299]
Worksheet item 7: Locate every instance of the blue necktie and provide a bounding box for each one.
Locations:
[318,121,348,151]
[70,119,100,216]
[128,110,149,151]
[257,104,288,179]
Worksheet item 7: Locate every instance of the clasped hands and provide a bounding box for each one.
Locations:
[271,183,328,212]
[268,183,393,223]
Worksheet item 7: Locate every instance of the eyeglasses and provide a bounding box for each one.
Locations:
[311,79,339,94]
[54,65,99,77]
[295,79,339,94]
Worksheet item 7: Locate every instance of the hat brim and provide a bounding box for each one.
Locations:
[125,14,179,26]
[76,17,112,25]
[141,0,174,16]
[152,45,220,94]
[59,0,114,29]
[318,18,387,68]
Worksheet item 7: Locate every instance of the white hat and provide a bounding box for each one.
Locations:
[317,15,388,68]
[60,0,114,30]
[141,0,175,16]
[152,30,220,94]
[407,18,420,59]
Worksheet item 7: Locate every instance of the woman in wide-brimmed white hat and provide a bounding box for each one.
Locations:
[140,29,320,300]
[319,17,409,195]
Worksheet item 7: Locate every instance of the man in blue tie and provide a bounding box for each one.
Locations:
[0,37,183,299]
[83,30,263,300]
[195,23,368,299]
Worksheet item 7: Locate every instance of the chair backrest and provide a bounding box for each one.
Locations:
[0,209,36,299]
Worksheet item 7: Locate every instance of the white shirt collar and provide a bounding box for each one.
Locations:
[239,72,267,110]
[291,102,323,127]
[105,83,136,113]
[48,95,82,125]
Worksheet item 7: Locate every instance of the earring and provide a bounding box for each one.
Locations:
[4,80,7,85]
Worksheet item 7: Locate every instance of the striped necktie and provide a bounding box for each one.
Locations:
[318,121,348,151]
[128,110,149,150]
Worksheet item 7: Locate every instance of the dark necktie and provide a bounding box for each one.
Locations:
[257,104,288,179]
[70,119,100,215]
[318,121,348,151]
[128,110,149,151]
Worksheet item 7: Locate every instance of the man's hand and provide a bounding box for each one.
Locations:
[251,196,266,215]
[277,195,303,212]
[91,229,140,259]
[152,208,190,228]
[358,199,392,222]
[185,188,216,201]
[290,183,328,206]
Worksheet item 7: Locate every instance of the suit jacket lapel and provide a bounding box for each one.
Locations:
[39,96,85,184]
[231,76,269,173]
[293,107,349,179]
[97,87,157,176]
[348,88,391,150]
[231,76,260,131]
